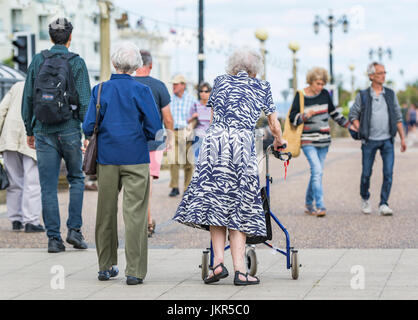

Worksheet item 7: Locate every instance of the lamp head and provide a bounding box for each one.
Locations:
[255,29,268,42]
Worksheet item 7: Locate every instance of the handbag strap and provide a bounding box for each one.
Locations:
[93,83,103,133]
[298,90,304,114]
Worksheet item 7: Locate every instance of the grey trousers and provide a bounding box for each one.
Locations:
[95,163,150,279]
[3,151,42,225]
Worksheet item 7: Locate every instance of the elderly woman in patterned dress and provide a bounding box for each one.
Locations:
[173,48,287,285]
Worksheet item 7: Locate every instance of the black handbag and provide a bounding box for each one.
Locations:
[0,162,10,190]
[82,82,103,175]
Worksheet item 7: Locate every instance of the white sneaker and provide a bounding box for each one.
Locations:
[361,199,372,214]
[379,204,393,216]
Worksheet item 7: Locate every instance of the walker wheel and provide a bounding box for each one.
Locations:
[246,247,257,276]
[200,250,209,280]
[291,250,299,280]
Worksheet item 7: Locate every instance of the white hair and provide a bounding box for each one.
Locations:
[111,42,142,74]
[367,61,383,75]
[226,47,263,76]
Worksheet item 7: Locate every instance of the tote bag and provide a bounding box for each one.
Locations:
[282,90,304,158]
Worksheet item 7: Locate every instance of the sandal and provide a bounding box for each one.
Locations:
[204,263,229,284]
[148,220,156,238]
[233,271,260,286]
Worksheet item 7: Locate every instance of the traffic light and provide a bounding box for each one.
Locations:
[12,32,35,73]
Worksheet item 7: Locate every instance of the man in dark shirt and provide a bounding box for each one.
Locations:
[134,50,174,237]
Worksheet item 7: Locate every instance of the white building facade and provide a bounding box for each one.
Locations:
[0,0,171,86]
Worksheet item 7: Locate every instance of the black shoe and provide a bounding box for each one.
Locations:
[48,237,66,253]
[169,188,180,197]
[25,223,45,233]
[126,276,143,285]
[66,229,88,249]
[98,266,119,281]
[12,221,23,231]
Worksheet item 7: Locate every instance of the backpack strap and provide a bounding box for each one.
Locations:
[41,50,56,59]
[62,52,79,61]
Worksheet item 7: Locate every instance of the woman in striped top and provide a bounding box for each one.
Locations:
[289,67,353,217]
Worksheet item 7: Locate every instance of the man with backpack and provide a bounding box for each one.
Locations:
[21,18,91,253]
[349,62,406,216]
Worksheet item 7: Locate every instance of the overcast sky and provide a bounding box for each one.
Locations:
[114,0,418,102]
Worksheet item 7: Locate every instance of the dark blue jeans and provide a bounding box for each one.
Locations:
[34,128,84,239]
[361,138,394,206]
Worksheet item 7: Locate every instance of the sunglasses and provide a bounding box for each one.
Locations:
[199,90,211,93]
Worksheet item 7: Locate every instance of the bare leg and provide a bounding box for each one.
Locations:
[206,226,227,278]
[229,229,258,282]
[147,177,153,225]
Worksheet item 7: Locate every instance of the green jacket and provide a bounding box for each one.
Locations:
[21,44,91,136]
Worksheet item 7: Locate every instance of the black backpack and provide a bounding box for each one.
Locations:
[33,50,80,125]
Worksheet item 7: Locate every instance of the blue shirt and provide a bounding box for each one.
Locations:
[171,92,198,129]
[82,74,162,165]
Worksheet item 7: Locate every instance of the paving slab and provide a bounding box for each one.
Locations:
[1,248,417,300]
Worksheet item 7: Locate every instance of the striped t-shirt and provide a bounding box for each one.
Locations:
[289,89,349,147]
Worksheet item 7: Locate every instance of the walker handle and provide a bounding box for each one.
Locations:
[268,144,292,162]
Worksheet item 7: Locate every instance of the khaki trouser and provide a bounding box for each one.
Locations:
[95,163,150,279]
[168,128,194,191]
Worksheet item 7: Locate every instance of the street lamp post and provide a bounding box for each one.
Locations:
[288,41,300,93]
[369,47,392,63]
[314,10,349,84]
[255,29,268,80]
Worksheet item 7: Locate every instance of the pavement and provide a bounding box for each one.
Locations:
[0,137,418,300]
[0,248,417,300]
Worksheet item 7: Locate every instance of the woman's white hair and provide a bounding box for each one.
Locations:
[111,42,142,74]
[226,47,263,76]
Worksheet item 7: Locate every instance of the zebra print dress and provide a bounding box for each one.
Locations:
[173,70,276,237]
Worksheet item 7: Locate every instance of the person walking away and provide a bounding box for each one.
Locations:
[134,49,174,237]
[188,82,212,159]
[0,81,44,232]
[173,48,287,286]
[349,62,406,216]
[83,42,162,285]
[21,18,91,252]
[168,74,198,197]
[407,103,417,136]
[289,67,353,217]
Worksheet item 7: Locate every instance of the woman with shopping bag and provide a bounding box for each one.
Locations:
[285,67,354,217]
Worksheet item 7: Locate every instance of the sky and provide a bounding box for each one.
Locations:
[113,0,418,102]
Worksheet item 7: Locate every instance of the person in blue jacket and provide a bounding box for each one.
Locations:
[83,42,162,285]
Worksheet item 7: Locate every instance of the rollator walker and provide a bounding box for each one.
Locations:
[199,144,301,280]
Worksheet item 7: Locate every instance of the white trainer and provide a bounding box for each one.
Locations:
[361,199,372,214]
[379,204,393,216]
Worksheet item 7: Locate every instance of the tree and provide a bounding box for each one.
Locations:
[397,81,418,105]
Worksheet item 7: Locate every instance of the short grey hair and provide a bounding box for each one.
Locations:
[111,42,142,74]
[140,50,152,66]
[226,48,263,76]
[367,61,383,75]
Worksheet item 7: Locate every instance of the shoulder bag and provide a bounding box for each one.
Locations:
[82,82,103,175]
[282,90,304,158]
